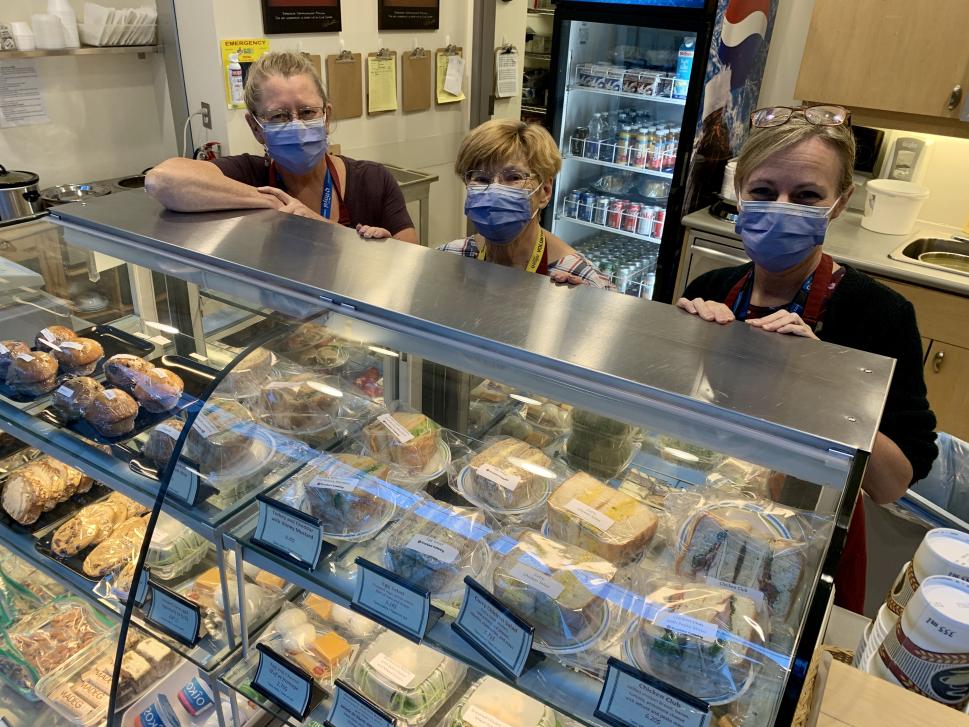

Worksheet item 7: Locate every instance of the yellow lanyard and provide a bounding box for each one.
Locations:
[477,229,546,273]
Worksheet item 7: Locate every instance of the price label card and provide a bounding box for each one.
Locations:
[595,658,710,727]
[145,584,201,647]
[476,464,520,492]
[326,680,396,727]
[252,643,320,721]
[167,462,200,506]
[252,495,329,570]
[352,558,440,642]
[377,414,414,443]
[452,576,539,679]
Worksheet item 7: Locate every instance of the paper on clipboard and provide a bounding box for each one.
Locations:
[495,49,519,99]
[436,48,465,104]
[367,52,398,113]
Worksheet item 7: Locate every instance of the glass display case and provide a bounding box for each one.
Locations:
[0,190,892,726]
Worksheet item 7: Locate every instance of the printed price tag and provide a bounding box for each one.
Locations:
[377,414,414,443]
[16,353,33,362]
[156,423,183,440]
[705,577,766,609]
[60,341,84,350]
[191,413,219,438]
[368,652,415,687]
[654,613,717,643]
[103,389,118,400]
[453,576,539,679]
[352,558,441,641]
[509,563,564,599]
[405,535,458,564]
[40,328,54,341]
[55,385,75,399]
[167,462,200,506]
[464,705,514,727]
[252,495,328,570]
[131,565,150,607]
[476,464,521,492]
[252,643,320,720]
[326,680,396,727]
[145,584,201,647]
[564,498,615,532]
[310,474,357,493]
[596,658,710,727]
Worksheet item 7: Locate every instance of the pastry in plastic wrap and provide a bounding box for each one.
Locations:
[465,438,555,512]
[445,676,558,727]
[547,471,657,565]
[185,399,258,476]
[220,347,272,397]
[84,388,139,437]
[35,326,77,351]
[52,338,104,376]
[51,496,131,556]
[142,421,184,470]
[299,453,397,540]
[1,455,92,525]
[52,377,103,421]
[675,503,806,620]
[565,411,637,480]
[384,499,488,596]
[363,411,441,470]
[132,367,184,413]
[257,376,341,433]
[82,514,148,577]
[0,341,31,378]
[352,631,467,726]
[276,323,336,365]
[492,530,616,649]
[103,354,153,393]
[625,580,762,704]
[5,350,58,396]
[470,379,515,404]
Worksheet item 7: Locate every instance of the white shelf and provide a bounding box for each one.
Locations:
[567,85,687,107]
[527,7,555,16]
[564,153,674,180]
[521,104,548,115]
[0,45,160,58]
[524,51,552,62]
[558,215,662,244]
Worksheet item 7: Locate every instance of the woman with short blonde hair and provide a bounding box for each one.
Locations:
[677,105,936,613]
[441,119,611,288]
[147,51,418,243]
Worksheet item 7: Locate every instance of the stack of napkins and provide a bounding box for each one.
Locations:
[79,3,156,47]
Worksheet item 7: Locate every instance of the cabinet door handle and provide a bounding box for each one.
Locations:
[947,85,963,111]
[933,350,945,373]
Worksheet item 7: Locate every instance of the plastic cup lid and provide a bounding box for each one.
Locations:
[866,178,930,198]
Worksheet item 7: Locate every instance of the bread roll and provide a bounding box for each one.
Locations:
[0,341,31,378]
[83,389,139,437]
[133,367,184,413]
[52,337,104,376]
[103,354,153,393]
[5,350,58,396]
[52,377,104,421]
[34,325,76,351]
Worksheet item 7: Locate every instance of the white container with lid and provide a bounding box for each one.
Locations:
[10,22,35,51]
[862,178,930,235]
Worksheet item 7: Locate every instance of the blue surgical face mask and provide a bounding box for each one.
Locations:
[258,118,328,175]
[735,198,839,273]
[464,184,540,244]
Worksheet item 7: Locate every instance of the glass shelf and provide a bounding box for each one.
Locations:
[564,153,674,180]
[557,215,662,244]
[566,84,687,106]
[0,45,161,59]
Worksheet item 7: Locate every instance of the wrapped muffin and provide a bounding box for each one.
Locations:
[34,326,76,351]
[103,354,153,393]
[0,341,31,378]
[52,338,104,376]
[52,377,103,421]
[132,367,184,413]
[6,351,58,396]
[83,389,139,437]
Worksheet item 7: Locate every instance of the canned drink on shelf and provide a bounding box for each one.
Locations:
[578,192,596,222]
[593,196,610,226]
[637,205,655,236]
[570,127,589,157]
[622,203,641,233]
[616,266,632,294]
[607,199,624,229]
[651,208,666,238]
[564,191,580,218]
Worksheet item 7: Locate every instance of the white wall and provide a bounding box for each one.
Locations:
[173,0,476,246]
[0,0,176,188]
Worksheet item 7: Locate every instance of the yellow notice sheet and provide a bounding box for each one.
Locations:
[436,48,465,104]
[367,53,398,113]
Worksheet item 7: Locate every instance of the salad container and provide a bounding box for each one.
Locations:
[443,677,559,727]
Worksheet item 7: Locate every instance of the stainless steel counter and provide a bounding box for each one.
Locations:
[682,208,969,296]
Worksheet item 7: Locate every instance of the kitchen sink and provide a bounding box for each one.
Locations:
[889,236,969,277]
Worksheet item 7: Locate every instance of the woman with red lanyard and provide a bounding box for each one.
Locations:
[677,105,937,614]
[440,119,612,289]
[146,51,418,244]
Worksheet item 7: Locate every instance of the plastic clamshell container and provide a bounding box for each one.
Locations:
[444,676,558,727]
[145,512,209,581]
[352,631,467,726]
[34,629,121,725]
[459,437,562,516]
[491,529,617,653]
[255,373,344,437]
[260,606,355,690]
[361,406,446,477]
[564,411,639,480]
[652,435,723,472]
[383,498,491,600]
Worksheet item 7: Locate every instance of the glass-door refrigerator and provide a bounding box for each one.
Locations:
[546,0,716,302]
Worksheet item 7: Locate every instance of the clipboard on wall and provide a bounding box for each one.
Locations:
[436,45,465,105]
[367,48,399,114]
[401,47,432,112]
[325,51,363,120]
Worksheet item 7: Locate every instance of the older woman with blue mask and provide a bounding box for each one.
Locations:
[147,51,418,243]
[440,119,612,288]
[677,105,937,613]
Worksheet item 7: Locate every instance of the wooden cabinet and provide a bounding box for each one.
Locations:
[796,0,969,133]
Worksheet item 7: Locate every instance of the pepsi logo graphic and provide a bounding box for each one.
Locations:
[718,0,771,90]
[931,666,969,704]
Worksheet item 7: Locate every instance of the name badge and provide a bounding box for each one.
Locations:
[251,643,322,721]
[326,680,396,727]
[253,495,330,570]
[352,558,442,642]
[146,583,202,647]
[595,658,710,727]
[167,461,200,506]
[453,576,541,680]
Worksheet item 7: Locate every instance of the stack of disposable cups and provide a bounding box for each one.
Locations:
[30,14,65,50]
[47,0,80,48]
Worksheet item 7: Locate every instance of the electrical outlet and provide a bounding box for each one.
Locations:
[201,102,212,130]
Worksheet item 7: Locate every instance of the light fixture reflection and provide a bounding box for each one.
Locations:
[145,320,181,335]
[509,393,542,406]
[368,345,400,358]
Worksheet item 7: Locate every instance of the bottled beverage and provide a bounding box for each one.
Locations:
[615,126,632,165]
[645,127,661,171]
[586,113,605,159]
[663,128,678,173]
[599,112,618,162]
[632,128,649,168]
[570,126,589,157]
[674,36,695,99]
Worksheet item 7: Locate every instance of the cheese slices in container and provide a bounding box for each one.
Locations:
[456,437,563,525]
[491,529,617,654]
[352,631,467,727]
[547,471,658,566]
[444,677,559,727]
[622,578,766,705]
[382,498,492,605]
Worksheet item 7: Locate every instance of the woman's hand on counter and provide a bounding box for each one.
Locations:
[356,224,393,240]
[256,187,326,221]
[746,310,818,340]
[676,297,735,324]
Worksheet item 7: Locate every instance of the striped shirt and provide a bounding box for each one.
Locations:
[438,237,615,290]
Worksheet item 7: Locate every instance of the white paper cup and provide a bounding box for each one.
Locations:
[886,560,918,618]
[858,604,896,669]
[886,530,969,618]
[854,619,874,669]
[874,575,969,709]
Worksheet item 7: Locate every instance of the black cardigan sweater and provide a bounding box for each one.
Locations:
[684,263,938,482]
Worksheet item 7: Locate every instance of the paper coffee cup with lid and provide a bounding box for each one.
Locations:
[886,529,969,618]
[874,575,969,709]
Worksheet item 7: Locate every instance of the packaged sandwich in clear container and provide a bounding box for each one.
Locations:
[380,497,492,607]
[256,604,356,689]
[351,630,467,727]
[546,471,660,566]
[254,368,351,448]
[184,398,274,482]
[564,410,639,480]
[442,676,560,727]
[621,575,769,705]
[274,319,349,372]
[705,457,773,499]
[453,437,565,525]
[520,397,572,440]
[490,529,617,654]
[213,347,274,399]
[358,403,450,485]
[647,435,724,473]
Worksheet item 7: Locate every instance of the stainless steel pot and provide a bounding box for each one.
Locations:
[40,183,112,207]
[0,165,44,225]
